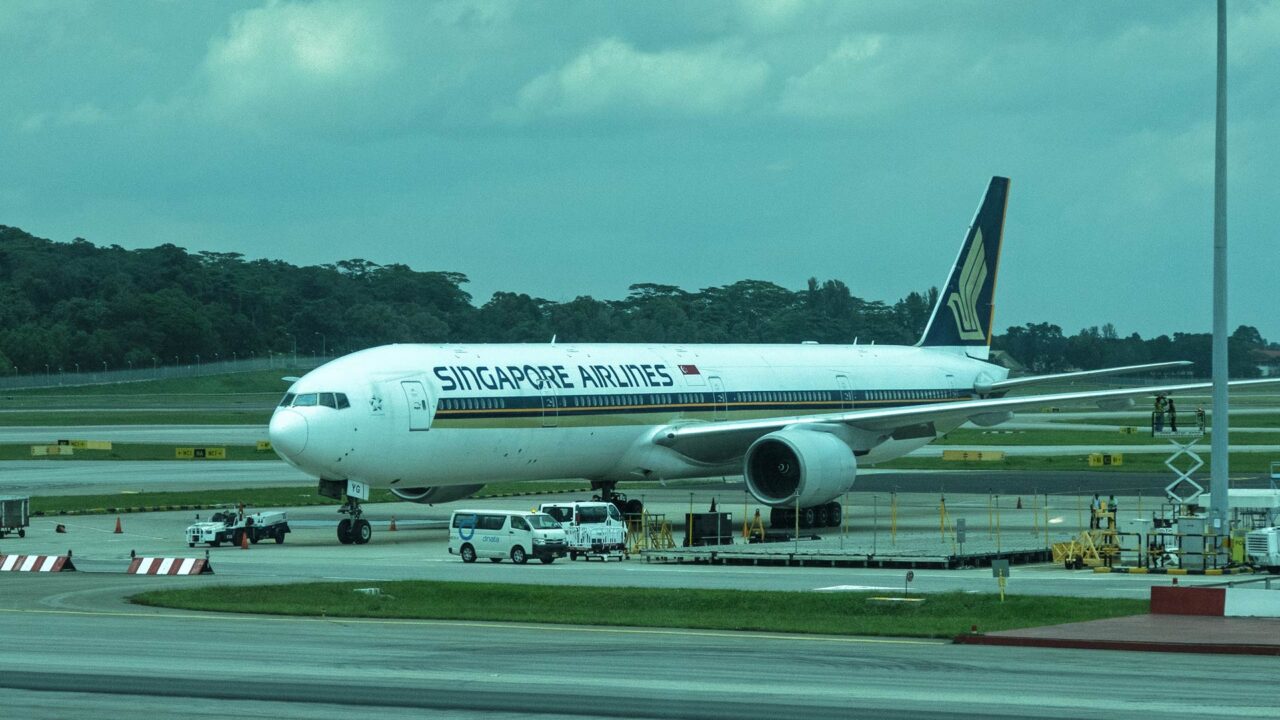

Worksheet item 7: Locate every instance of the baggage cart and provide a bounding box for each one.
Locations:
[0,496,30,539]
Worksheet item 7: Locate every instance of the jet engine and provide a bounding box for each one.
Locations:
[743,427,856,508]
[389,484,484,505]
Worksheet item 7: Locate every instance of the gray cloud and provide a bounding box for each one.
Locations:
[1,0,1277,342]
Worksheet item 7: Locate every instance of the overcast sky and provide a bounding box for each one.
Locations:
[2,1,1276,341]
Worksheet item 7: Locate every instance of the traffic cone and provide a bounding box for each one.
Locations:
[114,516,123,534]
[389,516,398,532]
[1016,497,1022,509]
[240,531,249,550]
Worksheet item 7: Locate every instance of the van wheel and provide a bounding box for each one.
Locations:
[460,544,477,563]
[511,546,528,565]
[540,556,555,564]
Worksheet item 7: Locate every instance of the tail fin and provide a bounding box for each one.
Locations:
[917,176,1009,358]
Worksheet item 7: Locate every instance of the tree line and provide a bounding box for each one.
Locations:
[0,226,1271,377]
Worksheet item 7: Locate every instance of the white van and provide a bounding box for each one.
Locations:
[448,510,568,564]
[538,501,628,559]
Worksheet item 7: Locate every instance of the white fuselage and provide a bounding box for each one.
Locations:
[268,342,1006,494]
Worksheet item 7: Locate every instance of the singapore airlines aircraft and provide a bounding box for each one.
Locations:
[269,177,1273,544]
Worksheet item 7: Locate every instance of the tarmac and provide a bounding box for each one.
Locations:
[958,614,1280,656]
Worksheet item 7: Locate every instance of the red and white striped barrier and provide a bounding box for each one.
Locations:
[0,554,76,572]
[1151,585,1280,618]
[126,557,213,575]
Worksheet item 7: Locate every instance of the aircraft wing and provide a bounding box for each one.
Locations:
[982,361,1192,395]
[653,377,1280,464]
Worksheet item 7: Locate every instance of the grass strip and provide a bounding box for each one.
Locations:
[879,451,1277,473]
[130,581,1148,638]
[29,482,591,515]
[939,428,1280,446]
[4,443,277,461]
[0,411,272,426]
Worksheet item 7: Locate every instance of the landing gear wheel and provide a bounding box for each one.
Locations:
[511,546,528,565]
[353,518,372,544]
[337,518,354,544]
[801,507,817,529]
[816,506,830,528]
[826,502,842,527]
[460,544,477,563]
[624,498,644,515]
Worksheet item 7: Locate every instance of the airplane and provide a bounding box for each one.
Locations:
[268,176,1277,544]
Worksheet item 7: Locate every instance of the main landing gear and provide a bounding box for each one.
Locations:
[770,502,842,530]
[337,496,371,545]
[591,481,644,516]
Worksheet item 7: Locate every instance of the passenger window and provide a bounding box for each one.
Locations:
[318,393,337,408]
[279,393,296,407]
[511,517,530,531]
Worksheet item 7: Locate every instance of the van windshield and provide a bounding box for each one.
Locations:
[528,514,561,529]
[542,507,573,523]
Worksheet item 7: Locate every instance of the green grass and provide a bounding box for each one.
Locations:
[0,410,271,426]
[5,368,307,398]
[5,443,276,461]
[1050,414,1280,429]
[28,481,592,515]
[939,428,1280,446]
[878,451,1278,473]
[129,581,1149,638]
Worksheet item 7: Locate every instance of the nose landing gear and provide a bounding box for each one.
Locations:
[319,479,373,545]
[337,497,371,544]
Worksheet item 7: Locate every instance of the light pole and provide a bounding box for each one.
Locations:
[195,354,201,374]
[314,332,327,357]
[285,333,297,365]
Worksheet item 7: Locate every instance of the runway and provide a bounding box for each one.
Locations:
[0,597,1275,719]
[0,460,310,496]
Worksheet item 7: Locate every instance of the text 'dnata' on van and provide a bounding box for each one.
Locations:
[448,510,568,564]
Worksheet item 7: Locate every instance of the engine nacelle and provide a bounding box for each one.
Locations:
[743,427,856,508]
[390,484,484,505]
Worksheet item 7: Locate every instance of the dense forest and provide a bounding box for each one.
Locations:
[0,226,1271,377]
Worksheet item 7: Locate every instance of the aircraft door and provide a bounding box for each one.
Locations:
[708,376,728,421]
[401,380,433,431]
[835,374,853,410]
[540,385,558,428]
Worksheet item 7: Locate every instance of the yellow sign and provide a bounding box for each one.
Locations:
[942,450,1006,462]
[1088,453,1124,467]
[176,447,227,460]
[1118,426,1138,435]
[66,440,113,450]
[256,440,273,451]
[31,445,74,457]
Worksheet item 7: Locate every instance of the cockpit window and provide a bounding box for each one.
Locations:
[287,392,351,410]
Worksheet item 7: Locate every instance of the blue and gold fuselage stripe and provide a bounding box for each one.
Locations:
[433,388,970,421]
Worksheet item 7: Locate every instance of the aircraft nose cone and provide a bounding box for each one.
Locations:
[269,409,309,459]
